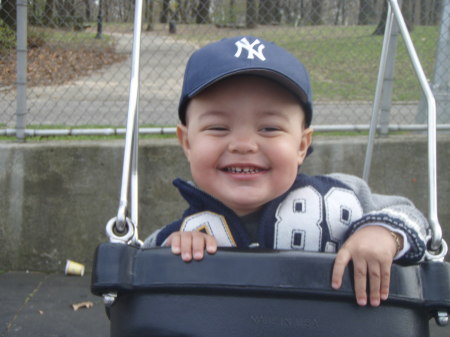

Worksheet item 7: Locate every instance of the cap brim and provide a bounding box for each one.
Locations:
[181,69,312,126]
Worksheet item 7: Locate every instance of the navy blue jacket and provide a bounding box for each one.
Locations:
[144,173,429,263]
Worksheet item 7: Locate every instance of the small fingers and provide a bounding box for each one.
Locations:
[355,255,393,307]
[166,232,181,255]
[205,234,218,255]
[368,253,393,306]
[352,257,369,306]
[380,260,392,302]
[180,231,194,261]
[368,263,381,307]
[332,248,352,290]
[165,231,217,262]
[192,232,206,260]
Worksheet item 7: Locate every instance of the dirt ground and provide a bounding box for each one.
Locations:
[0,39,127,90]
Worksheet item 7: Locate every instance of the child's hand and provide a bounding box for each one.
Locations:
[331,226,402,307]
[165,231,218,262]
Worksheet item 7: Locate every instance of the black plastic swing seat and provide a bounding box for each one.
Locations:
[91,243,450,337]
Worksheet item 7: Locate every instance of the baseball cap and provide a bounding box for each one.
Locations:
[178,36,313,127]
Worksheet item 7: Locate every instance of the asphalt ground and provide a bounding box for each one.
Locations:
[1,271,449,337]
[1,272,109,337]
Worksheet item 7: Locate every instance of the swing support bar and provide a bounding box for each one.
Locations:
[363,0,446,259]
[105,0,144,248]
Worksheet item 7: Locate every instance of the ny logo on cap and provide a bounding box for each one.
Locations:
[234,37,266,61]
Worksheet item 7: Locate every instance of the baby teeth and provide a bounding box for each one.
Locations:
[227,167,260,174]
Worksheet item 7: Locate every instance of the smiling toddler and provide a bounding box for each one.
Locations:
[144,36,429,308]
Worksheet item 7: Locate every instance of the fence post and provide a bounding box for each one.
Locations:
[16,0,27,142]
[96,0,103,39]
[417,0,450,125]
[379,17,400,136]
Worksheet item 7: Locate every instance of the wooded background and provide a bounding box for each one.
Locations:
[0,0,444,31]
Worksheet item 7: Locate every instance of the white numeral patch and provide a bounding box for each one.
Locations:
[180,211,236,247]
[274,186,363,251]
[325,188,363,242]
[274,186,323,250]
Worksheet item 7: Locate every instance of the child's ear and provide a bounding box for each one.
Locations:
[176,124,191,160]
[298,127,313,165]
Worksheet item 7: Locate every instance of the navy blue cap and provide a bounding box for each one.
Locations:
[178,36,313,127]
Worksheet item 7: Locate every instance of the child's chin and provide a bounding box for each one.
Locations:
[226,198,267,214]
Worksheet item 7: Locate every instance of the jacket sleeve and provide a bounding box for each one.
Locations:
[142,228,161,248]
[328,173,430,263]
[142,220,183,248]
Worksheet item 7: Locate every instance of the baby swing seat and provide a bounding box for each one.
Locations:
[91,243,450,337]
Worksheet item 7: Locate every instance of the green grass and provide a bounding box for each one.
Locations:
[0,21,16,54]
[12,22,440,102]
[165,24,438,102]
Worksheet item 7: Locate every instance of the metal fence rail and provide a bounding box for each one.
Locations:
[1,0,449,139]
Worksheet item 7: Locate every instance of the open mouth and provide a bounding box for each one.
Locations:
[222,166,266,174]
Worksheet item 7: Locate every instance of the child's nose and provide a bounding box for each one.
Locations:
[228,133,258,154]
[228,141,258,154]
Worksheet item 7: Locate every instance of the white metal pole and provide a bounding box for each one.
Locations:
[15,0,27,142]
[363,5,395,182]
[389,0,442,252]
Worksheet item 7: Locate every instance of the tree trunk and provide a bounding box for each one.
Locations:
[259,0,280,25]
[259,0,270,24]
[334,0,348,25]
[83,0,91,21]
[373,0,388,35]
[373,0,415,36]
[246,0,257,28]
[309,0,322,25]
[196,0,210,24]
[176,0,188,23]
[401,0,415,31]
[419,0,428,25]
[146,0,154,31]
[104,0,109,23]
[229,0,236,24]
[358,0,376,25]
[68,0,76,18]
[0,0,16,29]
[55,0,64,20]
[431,0,443,25]
[43,0,54,26]
[160,0,170,23]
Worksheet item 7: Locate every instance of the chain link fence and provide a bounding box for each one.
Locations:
[0,0,449,136]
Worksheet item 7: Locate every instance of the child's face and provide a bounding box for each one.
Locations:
[177,76,313,216]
